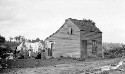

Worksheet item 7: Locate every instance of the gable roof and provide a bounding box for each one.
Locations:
[69,18,102,33]
[45,18,102,40]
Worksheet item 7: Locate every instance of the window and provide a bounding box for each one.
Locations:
[92,40,97,46]
[67,27,73,35]
[92,40,97,54]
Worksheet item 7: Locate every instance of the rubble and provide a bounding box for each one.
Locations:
[98,60,125,72]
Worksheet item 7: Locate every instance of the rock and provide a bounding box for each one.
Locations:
[100,65,111,71]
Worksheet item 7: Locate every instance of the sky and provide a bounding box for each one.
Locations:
[0,0,125,43]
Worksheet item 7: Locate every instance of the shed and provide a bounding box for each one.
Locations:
[45,18,102,59]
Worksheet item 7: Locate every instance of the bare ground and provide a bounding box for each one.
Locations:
[0,57,125,74]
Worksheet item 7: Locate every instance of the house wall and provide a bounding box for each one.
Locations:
[80,29,102,57]
[45,19,81,58]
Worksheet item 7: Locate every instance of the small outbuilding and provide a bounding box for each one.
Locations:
[45,18,102,59]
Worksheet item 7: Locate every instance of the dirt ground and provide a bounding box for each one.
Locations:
[0,57,125,74]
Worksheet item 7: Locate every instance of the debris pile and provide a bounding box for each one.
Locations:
[97,60,125,72]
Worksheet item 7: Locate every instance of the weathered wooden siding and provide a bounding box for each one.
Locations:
[80,29,102,57]
[46,19,81,58]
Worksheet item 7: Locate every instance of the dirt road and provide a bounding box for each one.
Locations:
[1,58,125,74]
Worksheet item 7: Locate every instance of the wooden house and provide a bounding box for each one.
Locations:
[45,18,102,59]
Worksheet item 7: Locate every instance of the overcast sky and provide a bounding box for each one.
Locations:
[0,0,125,43]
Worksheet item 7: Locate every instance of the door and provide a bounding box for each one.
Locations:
[81,40,87,58]
[50,43,53,56]
[48,42,54,56]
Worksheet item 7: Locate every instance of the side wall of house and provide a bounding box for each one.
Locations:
[45,19,81,58]
[80,27,102,57]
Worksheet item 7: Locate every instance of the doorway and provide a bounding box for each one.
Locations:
[81,40,87,58]
[48,41,54,57]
